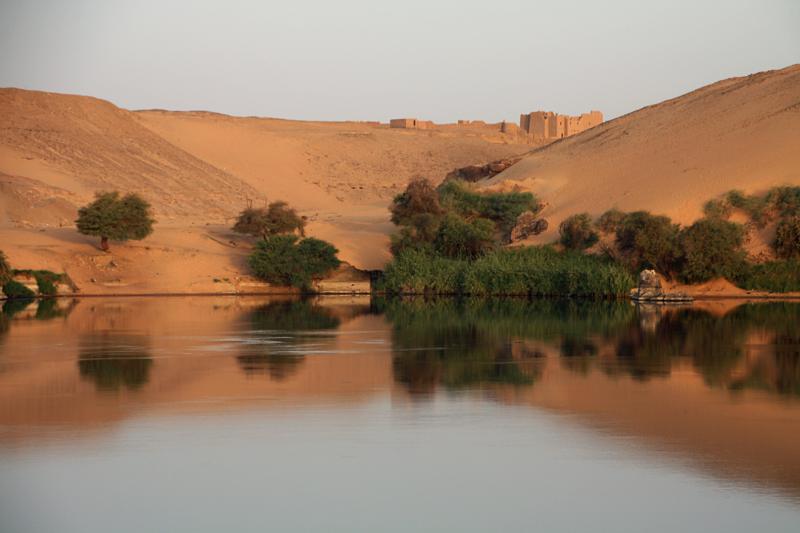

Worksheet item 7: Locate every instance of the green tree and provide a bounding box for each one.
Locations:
[596,209,626,233]
[774,215,800,259]
[434,213,496,259]
[76,192,154,251]
[2,280,35,299]
[679,218,746,283]
[615,211,681,275]
[437,179,540,240]
[248,235,340,290]
[767,186,800,218]
[233,201,306,240]
[559,213,599,250]
[389,178,444,226]
[389,215,439,256]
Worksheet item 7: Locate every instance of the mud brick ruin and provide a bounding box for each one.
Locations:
[519,110,603,140]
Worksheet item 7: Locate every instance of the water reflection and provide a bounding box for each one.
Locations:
[383,298,568,395]
[377,298,800,398]
[77,334,153,392]
[236,300,340,381]
[0,298,77,361]
[1,295,800,530]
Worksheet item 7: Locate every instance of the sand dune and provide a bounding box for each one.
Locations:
[0,89,526,288]
[485,64,800,243]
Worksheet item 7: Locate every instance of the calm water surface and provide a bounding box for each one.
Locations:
[0,296,799,532]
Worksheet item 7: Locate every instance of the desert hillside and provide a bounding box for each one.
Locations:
[484,64,800,243]
[0,89,527,291]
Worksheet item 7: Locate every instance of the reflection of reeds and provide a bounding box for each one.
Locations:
[381,297,800,397]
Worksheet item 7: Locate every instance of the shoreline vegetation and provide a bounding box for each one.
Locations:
[2,184,799,301]
[379,181,800,298]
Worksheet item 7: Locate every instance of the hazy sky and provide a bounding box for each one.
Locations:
[1,0,798,122]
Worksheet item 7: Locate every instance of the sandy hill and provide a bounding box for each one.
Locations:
[0,88,527,291]
[484,64,800,244]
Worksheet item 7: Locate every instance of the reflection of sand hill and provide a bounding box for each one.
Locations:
[485,64,800,248]
[0,89,527,287]
[0,297,392,444]
[492,356,800,498]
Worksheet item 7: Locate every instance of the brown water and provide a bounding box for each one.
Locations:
[0,296,799,532]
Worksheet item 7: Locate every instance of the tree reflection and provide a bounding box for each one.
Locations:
[725,303,800,397]
[382,297,800,398]
[604,310,687,381]
[1,299,78,350]
[384,299,577,395]
[236,300,340,381]
[78,333,153,392]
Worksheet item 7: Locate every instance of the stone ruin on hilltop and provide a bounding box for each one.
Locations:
[388,109,603,143]
[518,110,603,141]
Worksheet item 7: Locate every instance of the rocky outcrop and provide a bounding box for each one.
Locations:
[444,157,522,183]
[630,269,692,303]
[509,212,548,242]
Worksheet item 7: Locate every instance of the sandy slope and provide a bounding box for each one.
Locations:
[0,89,526,291]
[485,64,800,244]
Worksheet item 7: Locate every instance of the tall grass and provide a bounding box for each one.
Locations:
[734,260,800,293]
[380,246,634,297]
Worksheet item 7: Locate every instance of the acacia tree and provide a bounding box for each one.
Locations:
[248,234,340,290]
[233,201,306,240]
[76,192,155,251]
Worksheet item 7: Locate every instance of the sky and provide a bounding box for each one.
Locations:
[0,0,798,122]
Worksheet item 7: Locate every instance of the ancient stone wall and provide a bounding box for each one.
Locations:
[390,118,417,128]
[519,110,603,140]
[500,121,518,134]
[390,118,436,129]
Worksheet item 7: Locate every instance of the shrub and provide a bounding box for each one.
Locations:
[615,211,681,275]
[76,191,155,251]
[702,199,731,219]
[774,215,800,259]
[678,218,746,283]
[388,179,541,257]
[725,190,770,227]
[734,260,800,293]
[596,209,626,233]
[437,180,540,239]
[0,250,10,285]
[433,214,496,259]
[767,186,800,218]
[390,178,443,225]
[35,275,57,296]
[233,201,306,239]
[559,213,599,250]
[248,235,340,290]
[2,280,35,299]
[390,225,437,257]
